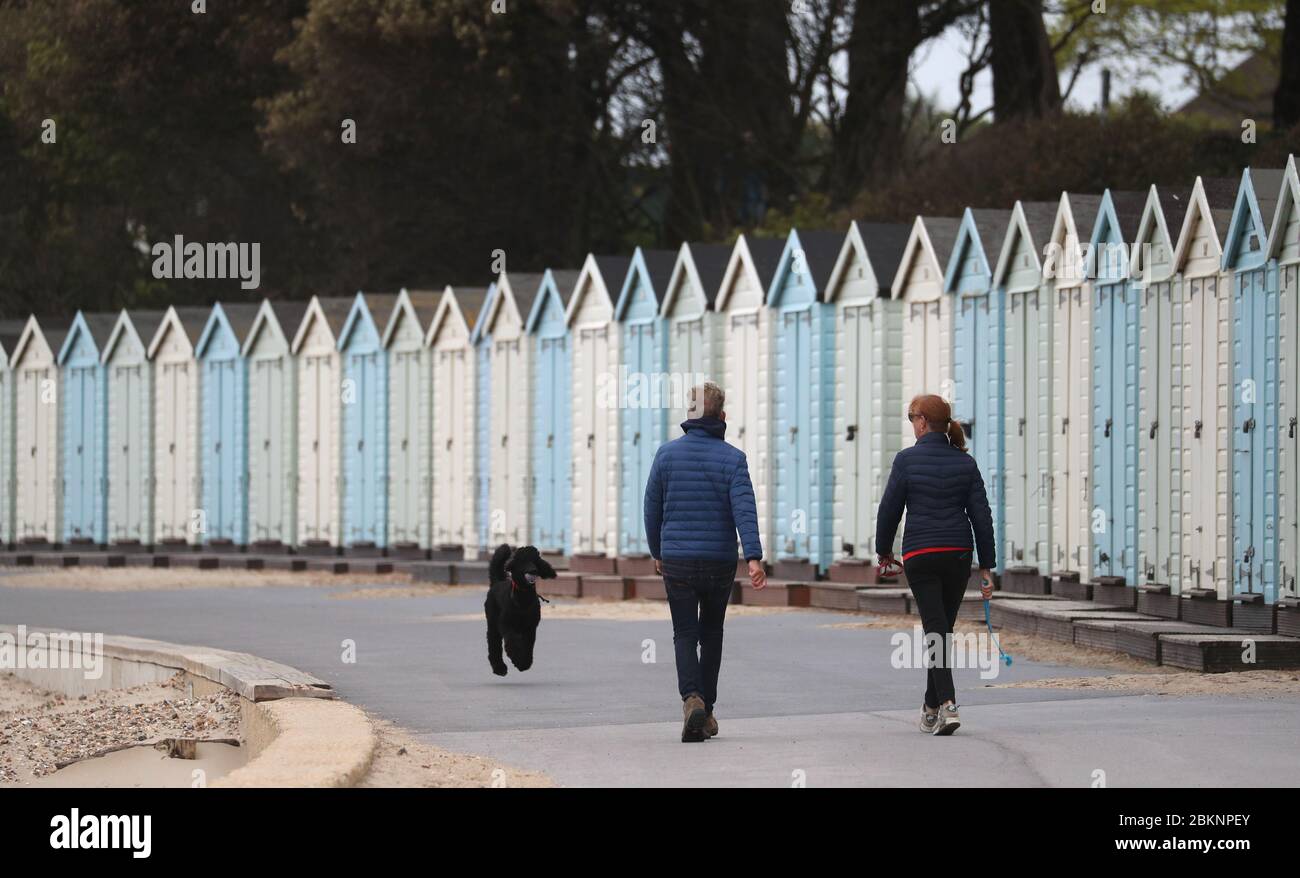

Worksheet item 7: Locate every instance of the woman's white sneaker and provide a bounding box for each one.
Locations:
[919,706,940,734]
[933,703,961,736]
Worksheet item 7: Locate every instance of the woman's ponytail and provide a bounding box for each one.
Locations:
[909,393,968,453]
[946,417,968,453]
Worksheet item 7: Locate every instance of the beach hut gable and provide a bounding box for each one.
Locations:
[1131,185,1181,283]
[338,293,382,351]
[824,227,877,303]
[614,250,667,323]
[1172,178,1227,275]
[291,298,336,355]
[1088,193,1131,283]
[525,271,572,335]
[993,205,1039,292]
[426,288,473,347]
[943,210,998,295]
[716,236,785,313]
[146,307,204,361]
[660,243,704,319]
[243,300,295,358]
[1042,194,1096,289]
[1222,170,1265,271]
[766,229,842,309]
[102,311,154,365]
[890,218,947,301]
[565,255,623,328]
[1266,155,1300,264]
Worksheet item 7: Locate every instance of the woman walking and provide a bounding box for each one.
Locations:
[876,394,996,736]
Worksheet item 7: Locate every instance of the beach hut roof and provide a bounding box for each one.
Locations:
[687,244,733,309]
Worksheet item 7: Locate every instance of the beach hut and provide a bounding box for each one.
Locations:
[527,270,579,555]
[946,208,1012,573]
[0,321,27,547]
[565,254,631,559]
[427,284,489,554]
[892,216,961,452]
[1045,193,1103,581]
[661,243,731,388]
[715,234,785,562]
[12,317,67,544]
[470,282,498,557]
[57,312,117,544]
[1171,176,1239,598]
[291,296,351,549]
[823,221,909,569]
[1088,190,1150,586]
[382,289,440,552]
[766,228,844,574]
[1272,156,1300,601]
[484,271,545,547]
[338,292,397,550]
[195,303,259,545]
[242,299,308,549]
[994,201,1058,582]
[1132,184,1189,592]
[102,310,162,547]
[148,307,208,546]
[1224,167,1287,603]
[614,248,676,557]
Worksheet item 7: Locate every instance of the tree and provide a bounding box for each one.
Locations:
[990,0,1062,120]
[1277,0,1300,127]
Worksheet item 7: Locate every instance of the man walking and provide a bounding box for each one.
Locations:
[644,381,766,743]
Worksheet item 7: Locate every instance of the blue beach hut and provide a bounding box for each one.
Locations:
[766,228,845,575]
[614,247,677,557]
[526,270,579,555]
[338,292,398,549]
[195,303,259,545]
[57,312,116,544]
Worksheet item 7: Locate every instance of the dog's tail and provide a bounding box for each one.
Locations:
[489,543,513,582]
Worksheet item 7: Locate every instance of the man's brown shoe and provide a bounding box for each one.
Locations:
[681,694,707,742]
[704,713,718,738]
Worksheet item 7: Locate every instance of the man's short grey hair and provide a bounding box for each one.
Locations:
[689,381,725,419]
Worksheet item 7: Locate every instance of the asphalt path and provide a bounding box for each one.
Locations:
[4,577,1296,787]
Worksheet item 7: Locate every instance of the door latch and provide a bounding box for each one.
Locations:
[1194,419,1202,439]
[1149,420,1158,439]
[1243,417,1255,434]
[1103,417,1112,438]
[846,424,857,442]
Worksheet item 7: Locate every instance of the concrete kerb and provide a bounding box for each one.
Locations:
[0,624,376,787]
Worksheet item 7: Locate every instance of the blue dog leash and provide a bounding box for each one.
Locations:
[983,598,1012,667]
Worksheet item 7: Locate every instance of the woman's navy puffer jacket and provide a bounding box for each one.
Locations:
[876,431,996,569]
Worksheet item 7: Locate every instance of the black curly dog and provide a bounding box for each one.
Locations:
[484,543,557,676]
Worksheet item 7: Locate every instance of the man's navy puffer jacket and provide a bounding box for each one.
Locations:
[643,417,763,562]
[876,431,997,569]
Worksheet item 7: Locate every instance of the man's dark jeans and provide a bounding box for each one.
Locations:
[661,559,736,713]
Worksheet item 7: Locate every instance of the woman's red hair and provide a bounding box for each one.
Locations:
[909,393,967,452]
